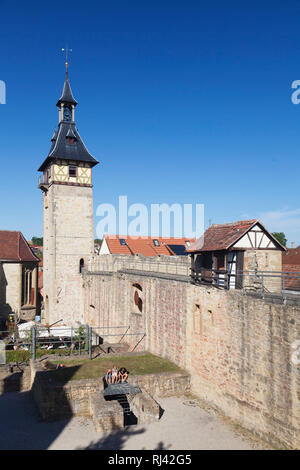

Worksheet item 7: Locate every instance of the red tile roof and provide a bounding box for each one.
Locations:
[282,246,300,265]
[283,264,300,291]
[0,231,39,262]
[187,220,258,253]
[187,219,286,253]
[104,235,195,257]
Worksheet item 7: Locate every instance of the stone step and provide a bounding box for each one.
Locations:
[130,390,161,424]
[95,342,130,355]
[89,388,162,432]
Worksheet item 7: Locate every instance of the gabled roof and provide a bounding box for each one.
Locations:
[38,122,98,172]
[103,235,195,257]
[0,231,39,262]
[187,219,286,253]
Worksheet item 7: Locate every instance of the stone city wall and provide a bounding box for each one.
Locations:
[83,256,300,448]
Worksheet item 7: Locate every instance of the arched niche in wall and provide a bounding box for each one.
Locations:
[132,283,143,313]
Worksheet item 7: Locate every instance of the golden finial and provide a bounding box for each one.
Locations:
[61,46,72,76]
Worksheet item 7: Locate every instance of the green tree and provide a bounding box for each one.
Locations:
[32,237,43,246]
[272,232,287,247]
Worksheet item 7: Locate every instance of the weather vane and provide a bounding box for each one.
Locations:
[61,46,72,73]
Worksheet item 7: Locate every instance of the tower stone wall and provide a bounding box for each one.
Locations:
[43,184,94,325]
[39,69,98,326]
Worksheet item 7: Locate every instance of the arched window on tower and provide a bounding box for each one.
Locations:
[79,258,85,275]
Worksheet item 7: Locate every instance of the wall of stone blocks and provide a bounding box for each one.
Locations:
[43,184,95,326]
[244,250,282,293]
[186,285,299,449]
[83,260,300,448]
[0,365,31,395]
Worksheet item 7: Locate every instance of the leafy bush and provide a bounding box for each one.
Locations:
[5,348,72,363]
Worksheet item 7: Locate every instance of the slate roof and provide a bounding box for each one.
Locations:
[38,73,98,172]
[103,235,195,257]
[0,231,39,262]
[187,219,286,253]
[56,73,78,107]
[38,122,98,172]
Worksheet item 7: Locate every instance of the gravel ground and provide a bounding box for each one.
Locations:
[0,391,264,450]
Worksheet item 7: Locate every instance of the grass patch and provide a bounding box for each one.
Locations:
[6,348,72,363]
[47,354,181,383]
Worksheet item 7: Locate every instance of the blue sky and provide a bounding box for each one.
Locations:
[0,0,300,245]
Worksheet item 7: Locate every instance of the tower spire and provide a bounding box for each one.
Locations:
[62,46,72,77]
[56,47,77,108]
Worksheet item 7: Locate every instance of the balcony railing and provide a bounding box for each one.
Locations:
[191,268,300,301]
[38,175,49,191]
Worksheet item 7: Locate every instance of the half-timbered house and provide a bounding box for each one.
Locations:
[188,219,286,292]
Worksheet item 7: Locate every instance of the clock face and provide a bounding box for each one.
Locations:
[63,106,72,121]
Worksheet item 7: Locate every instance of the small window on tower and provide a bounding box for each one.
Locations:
[69,165,77,177]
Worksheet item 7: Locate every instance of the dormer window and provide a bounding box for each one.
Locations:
[120,239,126,246]
[69,165,77,177]
[153,239,159,246]
[66,129,77,144]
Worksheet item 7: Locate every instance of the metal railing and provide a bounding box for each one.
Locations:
[88,326,146,359]
[0,324,89,363]
[38,174,49,188]
[0,322,146,364]
[191,268,300,301]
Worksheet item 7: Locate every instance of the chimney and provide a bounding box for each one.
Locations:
[291,242,295,249]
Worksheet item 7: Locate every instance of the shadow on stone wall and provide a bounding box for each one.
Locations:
[32,362,82,421]
[0,364,31,395]
[3,370,24,394]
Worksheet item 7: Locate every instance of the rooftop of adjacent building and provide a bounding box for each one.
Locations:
[187,219,286,253]
[102,235,195,257]
[0,231,39,262]
[282,245,300,265]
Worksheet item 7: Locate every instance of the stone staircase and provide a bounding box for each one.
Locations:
[89,387,161,432]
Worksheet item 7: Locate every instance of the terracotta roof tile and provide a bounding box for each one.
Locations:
[282,246,300,265]
[0,231,39,262]
[187,220,258,253]
[283,264,300,291]
[104,235,195,257]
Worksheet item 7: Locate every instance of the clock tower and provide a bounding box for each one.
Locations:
[38,67,99,326]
